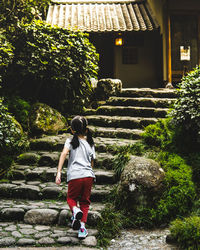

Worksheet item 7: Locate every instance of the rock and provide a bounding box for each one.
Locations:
[38,152,59,166]
[0,237,16,246]
[11,231,22,238]
[118,156,165,209]
[82,236,97,247]
[24,209,59,225]
[57,236,71,244]
[17,238,36,246]
[13,185,40,200]
[96,78,122,100]
[42,186,62,199]
[70,237,80,245]
[29,103,67,135]
[17,152,40,165]
[0,208,25,221]
[0,183,16,198]
[35,225,51,231]
[58,209,68,226]
[4,225,17,231]
[38,237,55,245]
[34,231,51,239]
[87,211,101,226]
[19,228,37,235]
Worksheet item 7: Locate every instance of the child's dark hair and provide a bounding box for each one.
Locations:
[70,116,94,149]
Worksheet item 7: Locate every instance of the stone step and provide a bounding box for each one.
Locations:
[119,88,176,98]
[86,115,158,129]
[106,96,175,108]
[0,199,104,228]
[16,151,115,170]
[95,106,169,118]
[0,182,112,203]
[0,221,98,247]
[9,166,116,185]
[30,134,138,153]
[90,126,143,140]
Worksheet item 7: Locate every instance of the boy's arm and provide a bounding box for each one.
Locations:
[55,147,69,185]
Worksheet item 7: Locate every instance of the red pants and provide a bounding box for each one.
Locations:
[67,177,93,223]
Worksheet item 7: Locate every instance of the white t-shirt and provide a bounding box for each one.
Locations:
[64,137,95,182]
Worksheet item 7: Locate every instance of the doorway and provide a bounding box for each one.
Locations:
[170,14,199,84]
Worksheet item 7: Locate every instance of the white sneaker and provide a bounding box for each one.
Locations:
[78,227,88,239]
[71,208,83,230]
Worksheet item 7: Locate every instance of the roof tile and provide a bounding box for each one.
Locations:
[46,1,159,32]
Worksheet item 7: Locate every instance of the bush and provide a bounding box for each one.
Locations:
[0,0,51,28]
[5,96,31,131]
[4,20,99,113]
[169,66,200,147]
[0,31,13,86]
[142,118,175,150]
[170,216,200,249]
[0,98,28,177]
[151,152,196,225]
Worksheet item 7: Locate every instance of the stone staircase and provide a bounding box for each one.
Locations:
[0,88,176,248]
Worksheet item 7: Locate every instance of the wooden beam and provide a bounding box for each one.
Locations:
[167,14,172,83]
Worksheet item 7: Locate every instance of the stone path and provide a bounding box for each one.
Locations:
[108,229,178,250]
[0,221,98,248]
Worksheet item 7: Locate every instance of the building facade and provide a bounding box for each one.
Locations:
[46,0,200,88]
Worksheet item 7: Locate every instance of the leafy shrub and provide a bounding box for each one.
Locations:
[0,0,51,28]
[170,216,200,249]
[169,66,200,147]
[4,20,99,113]
[5,96,31,131]
[142,118,175,150]
[186,153,200,185]
[151,152,196,224]
[0,98,28,177]
[0,31,13,85]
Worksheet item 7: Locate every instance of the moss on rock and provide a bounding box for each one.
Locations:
[29,103,67,136]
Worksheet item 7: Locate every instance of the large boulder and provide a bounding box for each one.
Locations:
[29,103,67,135]
[95,78,122,100]
[117,156,165,210]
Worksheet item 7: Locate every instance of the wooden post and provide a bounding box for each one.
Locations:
[167,14,172,83]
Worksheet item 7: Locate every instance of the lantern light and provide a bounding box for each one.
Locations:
[115,37,123,46]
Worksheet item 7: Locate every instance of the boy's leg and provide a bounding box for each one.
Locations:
[79,177,93,223]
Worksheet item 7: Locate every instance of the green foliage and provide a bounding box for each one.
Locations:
[170,216,200,249]
[97,204,123,247]
[0,0,51,28]
[186,153,200,185]
[142,118,175,149]
[169,66,200,146]
[4,20,99,112]
[0,98,29,177]
[151,152,196,225]
[111,142,147,179]
[5,96,31,131]
[0,31,14,85]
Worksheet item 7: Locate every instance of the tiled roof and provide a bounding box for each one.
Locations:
[46,0,159,32]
